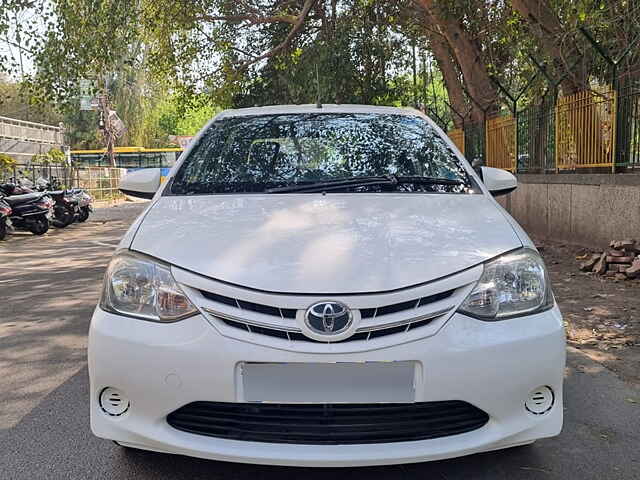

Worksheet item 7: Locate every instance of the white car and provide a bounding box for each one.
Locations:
[89,105,565,467]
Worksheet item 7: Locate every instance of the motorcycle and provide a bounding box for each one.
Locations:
[0,197,11,240]
[36,177,93,223]
[0,187,53,235]
[69,188,93,222]
[8,177,80,228]
[33,177,80,227]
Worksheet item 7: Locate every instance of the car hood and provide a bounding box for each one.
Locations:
[131,194,522,294]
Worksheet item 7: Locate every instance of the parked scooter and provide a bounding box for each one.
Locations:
[0,186,53,235]
[68,188,93,222]
[9,177,79,228]
[33,177,80,227]
[34,177,93,223]
[0,196,11,240]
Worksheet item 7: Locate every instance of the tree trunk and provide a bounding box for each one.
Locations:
[424,25,467,128]
[415,0,500,123]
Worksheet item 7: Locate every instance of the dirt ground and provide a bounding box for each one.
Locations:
[536,238,640,386]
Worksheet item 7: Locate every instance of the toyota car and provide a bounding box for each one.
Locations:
[89,105,565,467]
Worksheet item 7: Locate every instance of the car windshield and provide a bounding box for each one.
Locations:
[170,113,473,195]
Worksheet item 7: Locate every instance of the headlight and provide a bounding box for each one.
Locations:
[100,250,197,322]
[458,248,554,320]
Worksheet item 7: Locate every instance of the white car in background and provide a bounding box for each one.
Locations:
[89,104,565,467]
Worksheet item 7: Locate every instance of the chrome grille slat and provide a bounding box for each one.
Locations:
[355,307,453,333]
[202,307,303,333]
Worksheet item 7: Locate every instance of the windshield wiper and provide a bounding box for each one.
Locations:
[393,176,464,186]
[265,175,393,193]
[265,175,464,194]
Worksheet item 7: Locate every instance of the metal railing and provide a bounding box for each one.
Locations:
[0,116,65,145]
[517,97,556,172]
[615,83,640,168]
[463,122,485,165]
[1,164,127,204]
[555,88,616,170]
[485,116,516,171]
[447,83,638,173]
[75,167,127,203]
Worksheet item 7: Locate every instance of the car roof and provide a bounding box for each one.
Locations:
[215,104,426,119]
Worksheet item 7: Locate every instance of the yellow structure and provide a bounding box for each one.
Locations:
[485,116,516,172]
[447,86,618,172]
[555,88,616,170]
[447,128,465,155]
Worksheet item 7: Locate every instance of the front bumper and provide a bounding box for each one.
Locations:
[88,306,565,467]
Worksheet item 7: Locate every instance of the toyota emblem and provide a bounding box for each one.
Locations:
[304,301,352,335]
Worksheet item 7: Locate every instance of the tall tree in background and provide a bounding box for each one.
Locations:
[415,0,500,124]
[511,0,588,95]
[2,0,639,147]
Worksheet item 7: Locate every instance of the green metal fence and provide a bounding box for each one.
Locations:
[517,97,556,172]
[463,122,485,165]
[615,82,640,169]
[448,80,640,173]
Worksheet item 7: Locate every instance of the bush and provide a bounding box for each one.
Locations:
[0,153,16,176]
[32,148,67,165]
[47,148,66,163]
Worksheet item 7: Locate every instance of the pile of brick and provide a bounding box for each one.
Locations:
[579,240,640,280]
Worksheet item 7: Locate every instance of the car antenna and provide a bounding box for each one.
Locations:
[315,64,322,109]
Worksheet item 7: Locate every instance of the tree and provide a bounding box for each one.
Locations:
[511,0,587,95]
[3,0,639,150]
[0,74,62,124]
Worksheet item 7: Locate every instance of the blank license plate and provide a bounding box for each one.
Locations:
[240,361,416,403]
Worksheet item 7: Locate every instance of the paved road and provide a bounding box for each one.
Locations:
[0,202,638,479]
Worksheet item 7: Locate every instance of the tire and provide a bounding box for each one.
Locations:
[53,206,75,228]
[77,207,90,223]
[0,219,6,240]
[29,216,49,235]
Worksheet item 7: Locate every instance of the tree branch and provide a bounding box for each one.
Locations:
[238,0,319,69]
[198,13,298,25]
[0,36,34,55]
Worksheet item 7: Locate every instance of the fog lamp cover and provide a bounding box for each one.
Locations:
[525,386,554,415]
[99,387,130,416]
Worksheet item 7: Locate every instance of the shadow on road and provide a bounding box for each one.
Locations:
[0,219,128,430]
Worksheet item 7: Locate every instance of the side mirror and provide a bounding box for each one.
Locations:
[471,159,484,179]
[119,168,162,199]
[481,166,517,197]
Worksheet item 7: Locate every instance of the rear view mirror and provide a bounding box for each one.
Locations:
[481,167,517,197]
[119,168,162,199]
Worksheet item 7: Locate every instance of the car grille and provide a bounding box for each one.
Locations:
[166,401,489,445]
[200,289,454,320]
[200,288,456,343]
